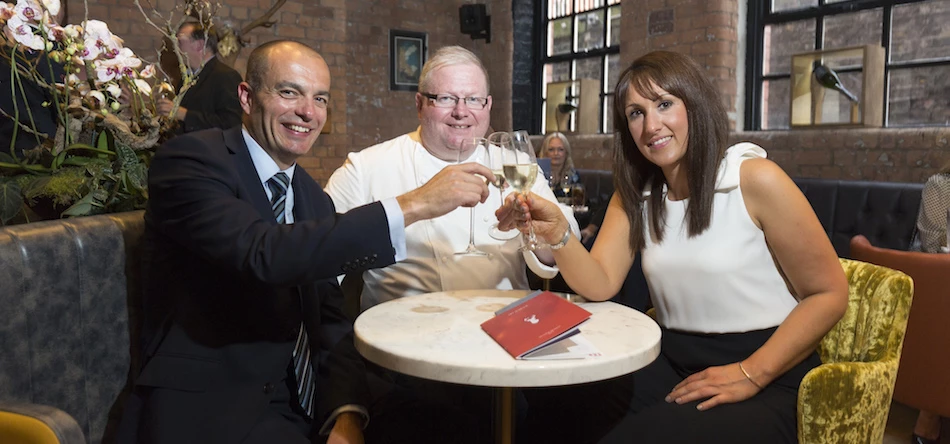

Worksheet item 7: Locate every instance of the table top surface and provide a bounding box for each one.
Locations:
[354,289,661,387]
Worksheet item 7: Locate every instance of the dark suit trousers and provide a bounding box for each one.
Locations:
[137,373,311,444]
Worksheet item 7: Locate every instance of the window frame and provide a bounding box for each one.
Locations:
[745,0,950,130]
[536,0,621,134]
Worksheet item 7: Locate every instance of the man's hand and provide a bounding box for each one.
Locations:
[326,412,364,444]
[396,162,493,226]
[156,98,186,121]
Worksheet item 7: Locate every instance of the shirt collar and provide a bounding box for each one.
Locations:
[242,126,296,186]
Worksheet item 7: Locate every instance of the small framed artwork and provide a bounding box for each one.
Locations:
[390,29,427,91]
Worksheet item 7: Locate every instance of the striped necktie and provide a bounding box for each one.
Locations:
[266,172,314,417]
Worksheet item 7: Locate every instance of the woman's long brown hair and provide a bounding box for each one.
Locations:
[611,51,729,252]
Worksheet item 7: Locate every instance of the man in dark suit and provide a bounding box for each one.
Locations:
[119,40,493,443]
[156,21,242,133]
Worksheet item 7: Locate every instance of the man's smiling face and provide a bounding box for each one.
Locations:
[416,63,492,161]
[238,43,331,169]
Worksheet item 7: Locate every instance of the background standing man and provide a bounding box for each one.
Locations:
[156,21,242,133]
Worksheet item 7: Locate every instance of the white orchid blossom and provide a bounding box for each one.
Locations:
[80,19,121,61]
[7,14,43,49]
[94,47,142,81]
[133,79,151,96]
[38,0,59,18]
[0,3,15,21]
[12,0,41,23]
[139,64,156,79]
[106,83,121,98]
[87,90,106,108]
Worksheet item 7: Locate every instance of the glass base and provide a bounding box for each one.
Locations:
[455,244,491,257]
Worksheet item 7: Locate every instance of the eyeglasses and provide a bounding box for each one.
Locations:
[420,93,489,110]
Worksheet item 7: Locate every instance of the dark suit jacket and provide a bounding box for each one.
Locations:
[177,57,242,133]
[0,48,64,156]
[120,126,396,443]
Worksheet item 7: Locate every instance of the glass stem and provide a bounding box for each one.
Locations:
[469,207,477,246]
[523,191,538,249]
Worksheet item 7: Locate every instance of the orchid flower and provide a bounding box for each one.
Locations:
[7,14,43,49]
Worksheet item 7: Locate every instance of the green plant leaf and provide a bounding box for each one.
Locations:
[0,180,25,224]
[61,191,98,217]
[115,142,139,169]
[96,130,114,152]
[126,162,148,193]
[22,176,52,199]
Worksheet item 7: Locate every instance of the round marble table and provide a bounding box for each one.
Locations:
[354,289,662,443]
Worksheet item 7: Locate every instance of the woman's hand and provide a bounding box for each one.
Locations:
[495,192,569,245]
[665,362,762,411]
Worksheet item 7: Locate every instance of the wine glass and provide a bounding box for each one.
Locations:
[505,130,541,251]
[455,138,491,256]
[486,132,519,241]
[558,173,573,204]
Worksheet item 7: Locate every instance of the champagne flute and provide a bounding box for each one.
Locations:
[487,132,519,241]
[455,138,491,256]
[505,130,541,251]
[558,173,573,204]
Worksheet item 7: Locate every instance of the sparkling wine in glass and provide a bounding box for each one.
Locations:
[455,138,491,256]
[487,132,519,241]
[559,174,572,196]
[506,130,541,251]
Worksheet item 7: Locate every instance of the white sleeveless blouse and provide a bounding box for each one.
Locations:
[641,143,799,333]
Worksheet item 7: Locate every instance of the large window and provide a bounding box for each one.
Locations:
[539,0,621,134]
[746,0,950,129]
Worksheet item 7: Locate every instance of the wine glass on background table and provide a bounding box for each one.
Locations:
[505,130,541,251]
[487,132,519,241]
[455,138,491,256]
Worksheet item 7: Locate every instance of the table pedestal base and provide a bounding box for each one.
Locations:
[493,387,515,444]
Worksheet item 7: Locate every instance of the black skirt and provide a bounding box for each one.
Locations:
[599,326,821,444]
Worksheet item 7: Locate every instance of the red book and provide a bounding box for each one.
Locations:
[480,291,592,359]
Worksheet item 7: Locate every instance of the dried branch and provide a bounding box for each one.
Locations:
[238,0,287,45]
[130,0,214,118]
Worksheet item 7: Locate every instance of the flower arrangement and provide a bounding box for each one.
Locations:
[0,0,209,224]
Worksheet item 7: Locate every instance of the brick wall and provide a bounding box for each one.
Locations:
[620,0,740,129]
[339,0,512,182]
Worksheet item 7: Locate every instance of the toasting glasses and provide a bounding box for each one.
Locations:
[455,138,491,257]
[487,132,520,241]
[502,130,541,251]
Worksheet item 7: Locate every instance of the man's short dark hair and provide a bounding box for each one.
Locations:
[245,40,321,91]
[180,21,218,54]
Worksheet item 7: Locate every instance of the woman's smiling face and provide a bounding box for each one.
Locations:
[624,81,689,179]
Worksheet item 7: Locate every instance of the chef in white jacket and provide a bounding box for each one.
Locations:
[325,45,578,311]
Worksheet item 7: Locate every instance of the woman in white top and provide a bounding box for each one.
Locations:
[499,51,848,443]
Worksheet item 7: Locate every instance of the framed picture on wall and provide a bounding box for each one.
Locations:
[390,29,427,91]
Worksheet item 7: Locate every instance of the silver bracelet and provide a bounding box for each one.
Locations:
[548,227,571,250]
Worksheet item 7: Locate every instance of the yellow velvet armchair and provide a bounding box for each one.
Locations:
[797,258,914,444]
